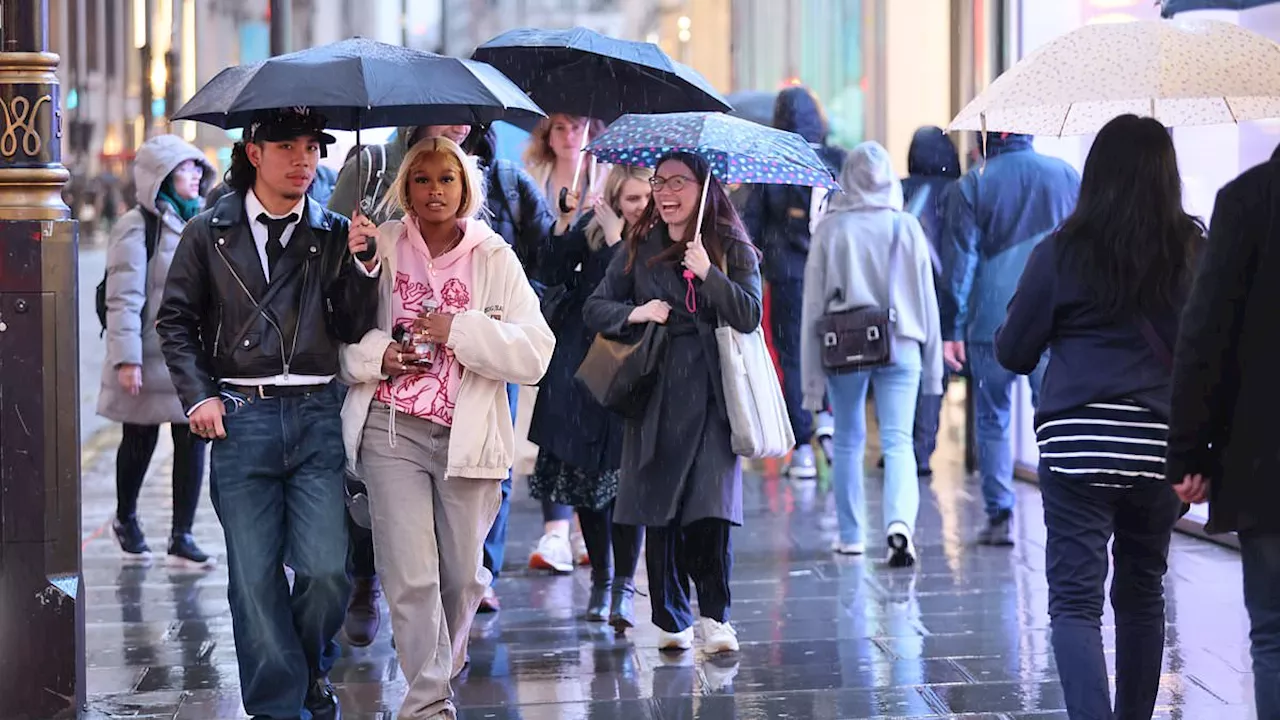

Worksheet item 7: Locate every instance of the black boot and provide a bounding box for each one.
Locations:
[608,580,636,632]
[343,577,381,647]
[305,676,341,720]
[585,581,611,622]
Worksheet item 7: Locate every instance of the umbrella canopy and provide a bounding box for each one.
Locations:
[585,112,840,190]
[173,37,545,130]
[471,26,732,123]
[949,19,1280,136]
[726,90,777,127]
[1161,0,1280,16]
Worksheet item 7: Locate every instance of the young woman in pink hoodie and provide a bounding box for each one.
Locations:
[339,136,554,720]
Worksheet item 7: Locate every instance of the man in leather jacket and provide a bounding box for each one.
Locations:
[157,107,379,720]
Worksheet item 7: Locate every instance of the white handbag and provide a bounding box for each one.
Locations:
[716,322,795,459]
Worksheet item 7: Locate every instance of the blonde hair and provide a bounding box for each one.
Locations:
[522,113,607,172]
[380,136,485,220]
[586,165,654,251]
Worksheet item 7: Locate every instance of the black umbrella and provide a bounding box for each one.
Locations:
[173,37,545,129]
[472,27,731,123]
[472,27,731,211]
[174,37,544,258]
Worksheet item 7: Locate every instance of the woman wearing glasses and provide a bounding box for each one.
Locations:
[585,152,762,655]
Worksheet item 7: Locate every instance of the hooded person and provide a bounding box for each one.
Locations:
[900,126,961,477]
[800,141,943,566]
[98,134,217,567]
[740,85,847,482]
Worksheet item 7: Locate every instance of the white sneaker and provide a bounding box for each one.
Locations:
[529,533,574,574]
[570,530,590,566]
[788,444,818,480]
[699,617,740,654]
[815,411,834,440]
[886,522,916,568]
[658,626,694,652]
[831,539,866,555]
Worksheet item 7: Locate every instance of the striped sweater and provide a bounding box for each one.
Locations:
[1035,400,1167,487]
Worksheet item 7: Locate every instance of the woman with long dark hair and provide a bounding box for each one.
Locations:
[584,151,762,654]
[995,114,1202,720]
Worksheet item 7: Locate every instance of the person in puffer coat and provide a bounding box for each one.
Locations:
[98,134,216,567]
[741,86,846,482]
[940,132,1079,546]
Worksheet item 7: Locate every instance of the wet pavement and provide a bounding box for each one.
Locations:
[79,405,1257,719]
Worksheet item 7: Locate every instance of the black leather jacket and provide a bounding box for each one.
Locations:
[157,191,378,412]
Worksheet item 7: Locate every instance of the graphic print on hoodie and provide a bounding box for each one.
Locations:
[374,219,484,426]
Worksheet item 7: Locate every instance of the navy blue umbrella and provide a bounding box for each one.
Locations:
[471,27,732,124]
[173,37,545,130]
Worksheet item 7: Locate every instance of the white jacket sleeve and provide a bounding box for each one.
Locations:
[339,328,394,386]
[447,246,555,386]
[800,221,831,412]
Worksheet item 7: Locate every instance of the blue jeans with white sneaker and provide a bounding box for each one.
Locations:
[826,342,923,547]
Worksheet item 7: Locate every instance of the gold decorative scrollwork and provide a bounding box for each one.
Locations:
[0,95,52,158]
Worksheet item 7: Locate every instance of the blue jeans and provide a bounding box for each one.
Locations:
[967,342,1045,519]
[826,343,922,545]
[210,383,351,720]
[1240,532,1280,719]
[482,383,518,584]
[1039,465,1179,720]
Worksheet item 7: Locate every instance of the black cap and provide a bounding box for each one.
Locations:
[247,107,337,146]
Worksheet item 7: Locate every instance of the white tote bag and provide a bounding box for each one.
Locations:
[716,322,795,459]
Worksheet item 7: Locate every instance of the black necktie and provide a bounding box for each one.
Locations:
[258,213,298,277]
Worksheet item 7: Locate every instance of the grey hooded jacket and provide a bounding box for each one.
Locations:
[97,134,213,426]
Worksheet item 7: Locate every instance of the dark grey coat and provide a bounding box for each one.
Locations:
[583,224,763,527]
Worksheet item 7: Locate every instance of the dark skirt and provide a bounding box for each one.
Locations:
[529,449,620,511]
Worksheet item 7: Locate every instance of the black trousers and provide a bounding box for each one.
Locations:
[116,423,206,535]
[347,510,377,581]
[646,518,732,633]
[577,500,644,587]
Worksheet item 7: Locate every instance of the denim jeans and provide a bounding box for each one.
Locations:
[770,270,814,446]
[967,342,1045,519]
[209,383,351,720]
[913,374,949,474]
[1240,532,1280,719]
[826,342,922,546]
[482,383,519,584]
[1039,465,1180,720]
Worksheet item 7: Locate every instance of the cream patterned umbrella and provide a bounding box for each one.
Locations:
[949,18,1280,136]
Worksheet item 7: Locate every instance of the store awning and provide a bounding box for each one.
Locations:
[1161,0,1280,17]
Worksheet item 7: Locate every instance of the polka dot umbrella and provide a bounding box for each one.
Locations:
[586,112,841,191]
[587,112,841,246]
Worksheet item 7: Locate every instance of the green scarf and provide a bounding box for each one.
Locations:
[157,176,202,222]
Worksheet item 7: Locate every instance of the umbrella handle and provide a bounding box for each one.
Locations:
[354,120,378,262]
[691,177,711,246]
[561,124,592,214]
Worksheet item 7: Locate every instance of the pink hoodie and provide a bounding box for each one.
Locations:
[374,218,486,427]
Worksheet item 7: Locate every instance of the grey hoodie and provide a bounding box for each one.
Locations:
[799,142,943,409]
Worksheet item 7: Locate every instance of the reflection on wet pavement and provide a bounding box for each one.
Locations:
[81,421,1256,719]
